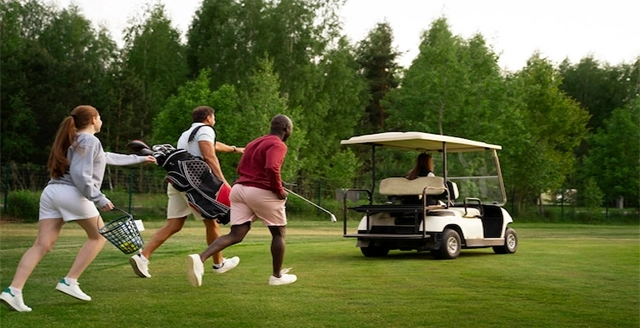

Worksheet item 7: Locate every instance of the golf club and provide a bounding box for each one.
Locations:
[284,187,336,222]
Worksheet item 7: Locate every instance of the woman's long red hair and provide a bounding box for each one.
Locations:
[47,105,97,178]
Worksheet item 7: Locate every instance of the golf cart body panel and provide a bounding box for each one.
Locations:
[340,132,517,259]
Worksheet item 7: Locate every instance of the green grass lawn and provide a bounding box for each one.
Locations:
[1,220,638,328]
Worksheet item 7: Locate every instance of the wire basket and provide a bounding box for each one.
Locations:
[99,208,144,254]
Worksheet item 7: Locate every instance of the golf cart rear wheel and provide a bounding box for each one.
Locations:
[493,227,518,254]
[433,228,461,259]
[360,245,389,257]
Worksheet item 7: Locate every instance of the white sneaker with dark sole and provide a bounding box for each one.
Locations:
[268,268,297,286]
[0,288,32,312]
[186,254,204,287]
[129,253,151,278]
[56,279,91,301]
[213,256,240,274]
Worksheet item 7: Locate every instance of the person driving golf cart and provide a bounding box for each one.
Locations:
[406,153,435,180]
[395,153,439,205]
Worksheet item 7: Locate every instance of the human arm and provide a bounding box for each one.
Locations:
[215,141,245,154]
[200,140,228,185]
[265,143,288,199]
[106,153,156,165]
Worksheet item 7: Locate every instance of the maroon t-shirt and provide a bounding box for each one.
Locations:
[234,134,287,197]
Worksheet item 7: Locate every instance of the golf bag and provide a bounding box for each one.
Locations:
[147,143,231,224]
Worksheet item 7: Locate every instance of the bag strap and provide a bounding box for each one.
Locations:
[187,125,216,144]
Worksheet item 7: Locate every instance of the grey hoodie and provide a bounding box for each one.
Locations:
[48,132,147,208]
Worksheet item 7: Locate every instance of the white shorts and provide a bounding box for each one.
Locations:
[39,184,100,222]
[166,184,205,220]
[230,184,287,226]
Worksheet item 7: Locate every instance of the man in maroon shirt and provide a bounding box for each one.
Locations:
[186,114,297,286]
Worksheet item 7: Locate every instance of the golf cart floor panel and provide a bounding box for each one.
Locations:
[344,233,431,239]
[350,204,445,213]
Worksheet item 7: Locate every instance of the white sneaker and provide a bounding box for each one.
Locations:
[129,253,151,278]
[268,268,297,286]
[213,256,240,274]
[55,279,91,301]
[186,254,204,287]
[0,288,32,312]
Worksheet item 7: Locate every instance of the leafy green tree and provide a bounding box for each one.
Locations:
[355,21,401,133]
[0,0,51,162]
[381,18,513,187]
[1,1,117,162]
[583,97,640,208]
[558,58,639,205]
[581,177,605,222]
[385,18,464,135]
[185,0,240,85]
[503,54,590,211]
[232,57,305,182]
[385,17,510,142]
[298,37,367,191]
[185,0,351,187]
[559,56,638,132]
[185,0,343,105]
[108,3,188,151]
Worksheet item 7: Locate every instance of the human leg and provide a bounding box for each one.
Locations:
[140,217,186,259]
[203,219,223,264]
[268,226,286,277]
[0,218,64,312]
[242,188,294,285]
[8,219,64,290]
[55,215,105,301]
[266,225,296,286]
[129,185,190,277]
[201,222,250,261]
[64,215,106,279]
[129,217,186,278]
[204,219,240,273]
[186,223,250,287]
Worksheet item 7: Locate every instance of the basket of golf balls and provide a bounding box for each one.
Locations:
[99,208,144,254]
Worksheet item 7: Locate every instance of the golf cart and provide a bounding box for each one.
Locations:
[340,132,517,259]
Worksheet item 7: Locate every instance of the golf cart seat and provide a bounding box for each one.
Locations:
[380,177,447,206]
[348,177,451,214]
[378,176,446,196]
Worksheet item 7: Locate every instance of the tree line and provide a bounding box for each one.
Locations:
[1,0,638,213]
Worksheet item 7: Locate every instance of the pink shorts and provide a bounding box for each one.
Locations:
[230,184,287,226]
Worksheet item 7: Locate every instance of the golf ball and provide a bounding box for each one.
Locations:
[120,241,135,250]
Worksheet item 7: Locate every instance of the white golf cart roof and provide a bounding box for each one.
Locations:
[340,132,501,153]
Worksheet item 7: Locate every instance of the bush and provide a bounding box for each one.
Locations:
[5,190,40,222]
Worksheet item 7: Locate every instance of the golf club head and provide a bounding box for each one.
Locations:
[127,140,153,156]
[152,144,176,155]
[330,214,337,223]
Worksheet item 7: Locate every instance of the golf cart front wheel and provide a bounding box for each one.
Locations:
[360,245,389,257]
[493,227,518,254]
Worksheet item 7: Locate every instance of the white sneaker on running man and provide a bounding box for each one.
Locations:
[186,254,204,287]
[129,253,151,278]
[213,256,240,274]
[268,268,297,286]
